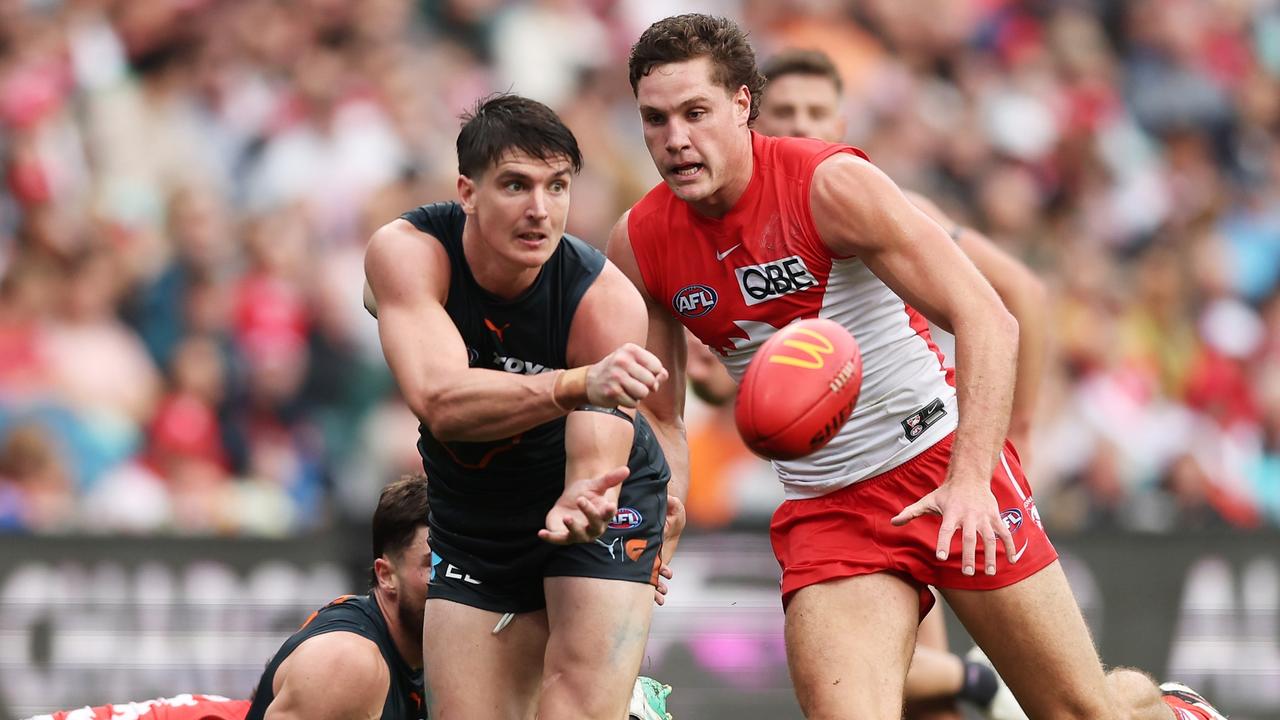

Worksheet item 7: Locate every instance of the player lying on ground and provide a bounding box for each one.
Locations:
[22,475,675,720]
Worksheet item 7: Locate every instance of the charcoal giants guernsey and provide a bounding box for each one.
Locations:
[628,131,958,499]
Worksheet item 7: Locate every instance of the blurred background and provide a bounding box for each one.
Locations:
[0,0,1277,718]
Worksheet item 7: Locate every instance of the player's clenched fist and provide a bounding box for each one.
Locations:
[584,342,668,408]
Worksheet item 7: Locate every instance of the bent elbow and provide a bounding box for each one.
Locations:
[411,390,463,442]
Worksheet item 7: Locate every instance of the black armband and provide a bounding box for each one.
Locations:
[570,405,634,423]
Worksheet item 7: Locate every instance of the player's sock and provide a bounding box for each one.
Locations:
[1159,683,1228,720]
[958,657,999,707]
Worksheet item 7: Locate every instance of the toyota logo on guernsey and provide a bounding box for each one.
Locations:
[673,284,718,318]
[608,507,644,530]
[1001,508,1024,533]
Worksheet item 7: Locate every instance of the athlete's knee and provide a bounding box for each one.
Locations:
[795,680,903,720]
[800,698,904,720]
[1106,668,1167,718]
[1032,689,1121,720]
[538,667,627,720]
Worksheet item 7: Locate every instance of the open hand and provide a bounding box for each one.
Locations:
[891,480,1016,577]
[539,466,629,545]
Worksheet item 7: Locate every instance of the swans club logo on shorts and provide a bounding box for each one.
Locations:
[608,507,644,530]
[673,284,718,317]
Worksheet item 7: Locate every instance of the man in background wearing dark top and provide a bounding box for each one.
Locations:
[363,94,678,720]
[247,473,429,720]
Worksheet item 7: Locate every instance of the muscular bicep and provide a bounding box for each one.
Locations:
[565,261,649,368]
[364,220,470,419]
[265,633,388,720]
[812,155,1004,333]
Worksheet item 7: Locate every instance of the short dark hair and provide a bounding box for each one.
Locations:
[456,94,583,178]
[370,474,430,586]
[761,49,843,95]
[628,14,767,123]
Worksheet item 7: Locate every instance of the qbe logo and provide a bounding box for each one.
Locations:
[734,255,817,306]
[673,284,718,318]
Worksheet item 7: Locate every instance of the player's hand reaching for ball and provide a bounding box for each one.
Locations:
[539,466,629,545]
[891,480,1017,577]
[585,343,667,408]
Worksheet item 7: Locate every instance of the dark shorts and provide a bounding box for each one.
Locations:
[427,419,670,614]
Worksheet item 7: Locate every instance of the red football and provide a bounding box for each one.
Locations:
[734,318,862,461]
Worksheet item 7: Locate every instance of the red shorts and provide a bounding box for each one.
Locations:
[770,433,1057,617]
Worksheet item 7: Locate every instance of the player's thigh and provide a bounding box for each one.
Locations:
[541,576,655,718]
[942,560,1119,720]
[423,598,549,720]
[786,572,920,720]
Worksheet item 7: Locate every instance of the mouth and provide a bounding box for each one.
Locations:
[516,231,549,246]
[669,162,704,181]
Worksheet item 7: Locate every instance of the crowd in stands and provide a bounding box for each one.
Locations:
[1,0,1278,534]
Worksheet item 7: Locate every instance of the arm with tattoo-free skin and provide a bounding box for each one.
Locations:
[263,633,387,720]
[905,192,1049,461]
[364,219,666,443]
[608,213,690,594]
[540,262,670,545]
[808,154,1020,578]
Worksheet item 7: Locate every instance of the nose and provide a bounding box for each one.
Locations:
[664,119,691,155]
[526,187,549,222]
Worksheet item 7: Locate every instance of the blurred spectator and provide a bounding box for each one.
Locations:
[0,0,1278,535]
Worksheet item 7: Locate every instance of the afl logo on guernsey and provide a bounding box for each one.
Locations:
[608,507,644,530]
[673,284,718,318]
[1001,508,1023,533]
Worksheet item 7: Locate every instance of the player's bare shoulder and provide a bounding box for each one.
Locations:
[604,210,646,291]
[809,151,917,257]
[363,218,451,317]
[271,631,388,718]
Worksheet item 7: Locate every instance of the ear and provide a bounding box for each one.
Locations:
[373,556,397,593]
[457,174,478,214]
[734,85,752,127]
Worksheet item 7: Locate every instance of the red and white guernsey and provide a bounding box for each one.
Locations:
[629,131,958,499]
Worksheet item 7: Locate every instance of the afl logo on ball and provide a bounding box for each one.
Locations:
[673,284,718,318]
[1000,508,1023,533]
[608,507,644,530]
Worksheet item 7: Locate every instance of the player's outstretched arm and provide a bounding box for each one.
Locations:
[810,154,1019,577]
[365,219,663,442]
[263,632,388,720]
[541,262,666,545]
[607,213,690,570]
[906,192,1049,457]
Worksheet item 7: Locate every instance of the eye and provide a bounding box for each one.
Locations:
[645,114,665,125]
[505,181,524,192]
[688,109,706,120]
[550,180,567,193]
